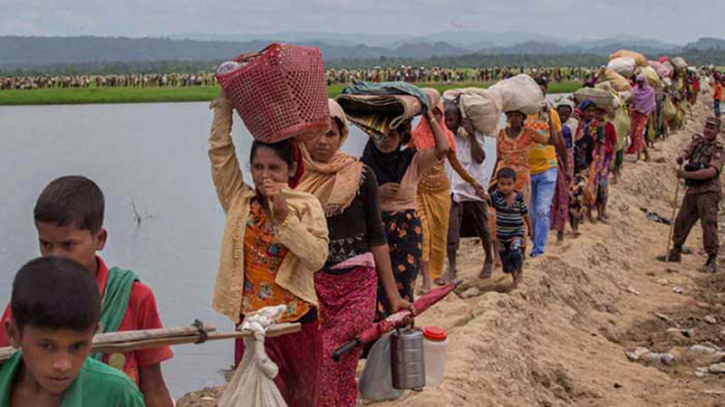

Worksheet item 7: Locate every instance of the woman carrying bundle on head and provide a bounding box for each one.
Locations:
[552,99,578,244]
[627,75,656,162]
[411,89,489,287]
[493,110,549,255]
[208,90,329,407]
[355,90,450,319]
[297,100,413,407]
[495,111,549,205]
[570,100,603,231]
[594,106,618,221]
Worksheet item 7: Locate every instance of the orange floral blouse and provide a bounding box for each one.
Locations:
[242,200,311,323]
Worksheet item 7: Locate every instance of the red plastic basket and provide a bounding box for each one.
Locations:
[216,43,330,143]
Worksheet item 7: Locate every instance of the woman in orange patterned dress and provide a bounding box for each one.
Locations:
[495,111,549,205]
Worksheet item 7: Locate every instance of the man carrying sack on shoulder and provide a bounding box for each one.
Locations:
[659,116,724,273]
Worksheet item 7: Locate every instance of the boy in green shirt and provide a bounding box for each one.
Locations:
[0,256,145,406]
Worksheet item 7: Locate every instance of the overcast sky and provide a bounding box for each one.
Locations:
[2,0,723,44]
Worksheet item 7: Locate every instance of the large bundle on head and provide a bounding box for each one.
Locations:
[443,87,503,136]
[336,80,429,138]
[607,57,637,78]
[671,57,688,70]
[574,87,616,110]
[215,43,330,143]
[598,69,632,93]
[609,49,648,67]
[637,66,664,91]
[648,60,672,78]
[595,82,632,150]
[594,82,621,108]
[489,74,544,115]
[662,60,675,74]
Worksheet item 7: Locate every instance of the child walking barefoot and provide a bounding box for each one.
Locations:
[490,168,532,286]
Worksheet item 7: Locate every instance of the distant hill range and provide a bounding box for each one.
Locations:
[1,32,724,71]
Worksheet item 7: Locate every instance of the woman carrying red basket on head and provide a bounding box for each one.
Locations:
[208,89,329,407]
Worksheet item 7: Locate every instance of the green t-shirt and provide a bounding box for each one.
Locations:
[0,351,146,406]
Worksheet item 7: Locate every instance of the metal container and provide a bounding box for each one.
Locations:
[391,328,426,390]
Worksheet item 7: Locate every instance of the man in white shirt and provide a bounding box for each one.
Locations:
[443,101,496,280]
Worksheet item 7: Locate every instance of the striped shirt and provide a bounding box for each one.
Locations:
[491,190,528,242]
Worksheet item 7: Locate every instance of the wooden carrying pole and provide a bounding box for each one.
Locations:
[0,323,300,362]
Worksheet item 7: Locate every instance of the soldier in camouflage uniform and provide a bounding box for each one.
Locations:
[660,116,725,273]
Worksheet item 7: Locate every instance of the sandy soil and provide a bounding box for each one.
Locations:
[178,94,725,407]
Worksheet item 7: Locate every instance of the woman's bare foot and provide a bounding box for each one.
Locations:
[512,268,523,287]
[556,231,564,245]
[587,211,596,224]
[479,261,493,279]
[420,263,432,293]
[442,268,457,284]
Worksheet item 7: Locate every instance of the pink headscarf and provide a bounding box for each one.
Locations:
[632,75,656,115]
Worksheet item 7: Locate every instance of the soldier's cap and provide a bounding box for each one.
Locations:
[706,116,722,127]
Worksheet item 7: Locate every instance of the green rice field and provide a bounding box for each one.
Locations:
[0,82,583,106]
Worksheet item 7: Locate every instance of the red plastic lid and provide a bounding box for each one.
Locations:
[423,326,447,341]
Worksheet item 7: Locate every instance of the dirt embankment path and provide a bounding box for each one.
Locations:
[179,94,725,407]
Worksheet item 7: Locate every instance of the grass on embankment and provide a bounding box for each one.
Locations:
[0,82,583,106]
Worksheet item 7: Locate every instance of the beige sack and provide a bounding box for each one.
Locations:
[454,89,503,136]
[574,87,616,110]
[219,306,288,407]
[607,57,637,77]
[599,69,632,93]
[637,66,664,91]
[671,57,688,70]
[489,74,544,115]
[609,49,648,67]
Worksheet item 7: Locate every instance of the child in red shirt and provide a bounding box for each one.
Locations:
[0,176,174,407]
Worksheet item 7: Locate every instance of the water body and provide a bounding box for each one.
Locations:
[0,94,565,398]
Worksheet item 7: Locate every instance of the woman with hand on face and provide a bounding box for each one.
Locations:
[298,100,413,407]
[208,91,329,407]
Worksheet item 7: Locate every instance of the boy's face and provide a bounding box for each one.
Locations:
[498,177,516,195]
[444,109,461,134]
[5,321,97,394]
[36,222,106,275]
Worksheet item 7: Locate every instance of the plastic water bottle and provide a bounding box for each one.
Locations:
[216,61,242,76]
[423,326,448,387]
